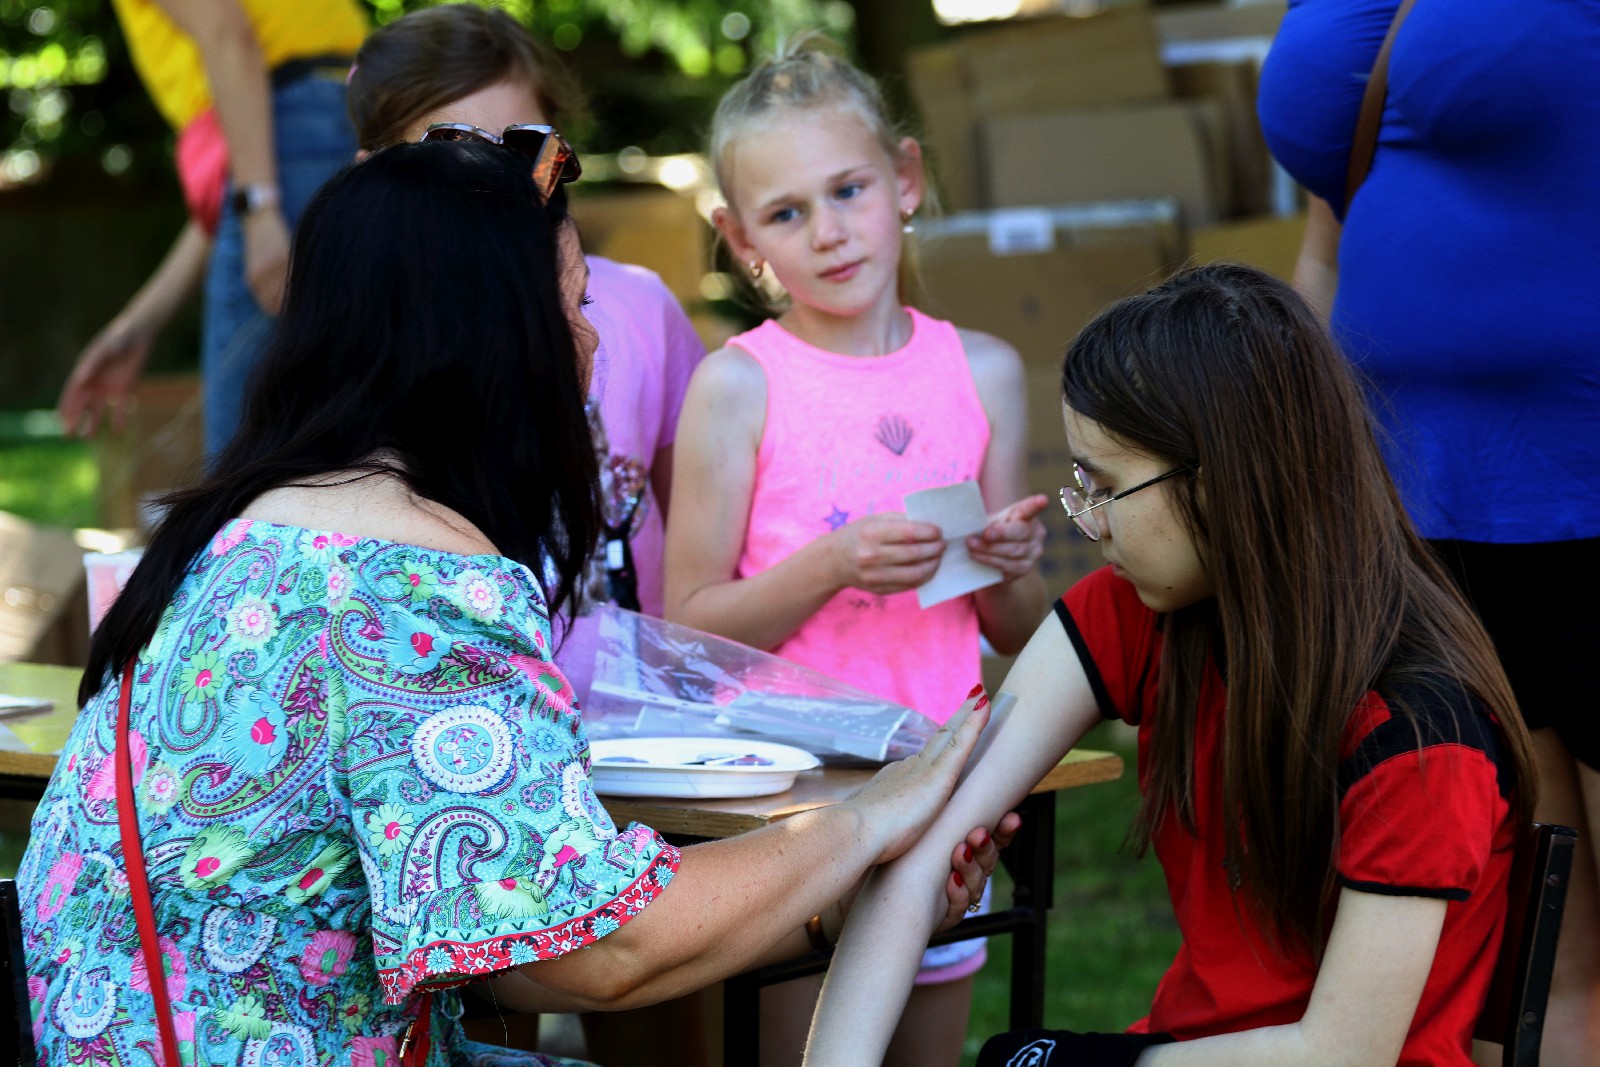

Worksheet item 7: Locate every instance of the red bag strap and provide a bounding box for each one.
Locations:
[116,663,185,1067]
[398,990,433,1066]
[1344,0,1419,213]
[117,660,433,1065]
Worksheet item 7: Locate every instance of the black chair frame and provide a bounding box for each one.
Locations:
[1474,822,1577,1067]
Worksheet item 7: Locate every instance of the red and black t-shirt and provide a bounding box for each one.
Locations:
[1058,567,1519,1066]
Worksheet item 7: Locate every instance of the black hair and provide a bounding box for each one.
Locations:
[82,140,600,703]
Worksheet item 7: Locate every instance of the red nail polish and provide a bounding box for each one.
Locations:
[962,844,973,863]
[976,830,990,849]
[953,870,964,888]
[975,694,989,710]
[967,682,984,699]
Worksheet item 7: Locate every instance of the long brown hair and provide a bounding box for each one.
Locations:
[1061,263,1536,953]
[348,4,586,151]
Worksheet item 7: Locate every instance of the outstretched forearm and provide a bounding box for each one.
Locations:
[805,620,1101,1064]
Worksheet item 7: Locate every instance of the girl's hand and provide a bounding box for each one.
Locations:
[832,512,946,595]
[938,810,1022,933]
[59,317,155,437]
[967,494,1049,581]
[243,207,291,314]
[819,809,1019,944]
[843,694,992,865]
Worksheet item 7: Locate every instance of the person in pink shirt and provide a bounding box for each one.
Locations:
[664,38,1049,1067]
[346,4,706,704]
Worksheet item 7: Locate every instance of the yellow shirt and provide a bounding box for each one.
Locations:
[109,0,368,131]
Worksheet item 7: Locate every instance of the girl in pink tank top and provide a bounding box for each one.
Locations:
[663,40,1049,1067]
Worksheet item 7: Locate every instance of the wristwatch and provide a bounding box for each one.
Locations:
[230,183,281,217]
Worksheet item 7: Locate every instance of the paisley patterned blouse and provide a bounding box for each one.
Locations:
[18,519,681,1066]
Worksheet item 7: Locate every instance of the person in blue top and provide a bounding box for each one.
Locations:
[1257,2,1600,1060]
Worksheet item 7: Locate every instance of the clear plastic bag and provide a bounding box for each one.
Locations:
[583,605,939,762]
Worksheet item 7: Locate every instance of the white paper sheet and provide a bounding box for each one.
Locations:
[903,481,1004,609]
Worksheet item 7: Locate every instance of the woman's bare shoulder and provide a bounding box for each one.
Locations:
[239,469,501,558]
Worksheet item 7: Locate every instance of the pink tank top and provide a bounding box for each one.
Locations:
[731,309,991,725]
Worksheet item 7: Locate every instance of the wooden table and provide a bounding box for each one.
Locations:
[606,749,1125,1062]
[0,663,82,798]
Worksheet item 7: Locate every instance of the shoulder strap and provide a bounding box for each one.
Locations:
[117,664,436,1064]
[1344,0,1419,214]
[116,664,185,1067]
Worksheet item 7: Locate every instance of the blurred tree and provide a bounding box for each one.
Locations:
[0,0,885,409]
[0,0,863,193]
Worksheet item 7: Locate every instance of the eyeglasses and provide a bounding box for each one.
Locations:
[1059,464,1187,542]
[420,123,582,200]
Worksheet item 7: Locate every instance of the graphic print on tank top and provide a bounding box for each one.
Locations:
[729,308,991,724]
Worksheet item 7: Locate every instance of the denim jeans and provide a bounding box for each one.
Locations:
[202,72,355,459]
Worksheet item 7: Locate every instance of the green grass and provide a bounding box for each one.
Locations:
[0,430,100,529]
[963,721,1177,1063]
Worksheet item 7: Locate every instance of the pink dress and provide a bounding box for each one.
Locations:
[730,308,991,726]
[555,256,705,701]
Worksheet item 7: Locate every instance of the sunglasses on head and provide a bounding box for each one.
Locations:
[420,123,582,200]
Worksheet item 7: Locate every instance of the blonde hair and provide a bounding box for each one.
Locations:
[709,35,925,308]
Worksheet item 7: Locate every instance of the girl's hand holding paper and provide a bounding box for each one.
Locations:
[903,484,1046,608]
[967,494,1049,581]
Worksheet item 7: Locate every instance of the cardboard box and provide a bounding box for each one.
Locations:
[906,45,986,213]
[1188,212,1307,281]
[569,187,709,308]
[0,511,86,666]
[1154,1,1286,47]
[908,8,1169,213]
[1169,60,1274,218]
[917,202,1180,367]
[96,376,205,533]
[959,8,1170,117]
[1158,1,1286,219]
[984,99,1230,224]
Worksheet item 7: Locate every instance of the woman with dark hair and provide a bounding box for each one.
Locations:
[348,4,709,710]
[18,140,1004,1067]
[806,264,1539,1067]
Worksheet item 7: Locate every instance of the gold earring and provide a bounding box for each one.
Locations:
[900,207,915,235]
[749,260,764,280]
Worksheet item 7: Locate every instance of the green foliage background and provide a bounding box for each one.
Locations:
[0,0,858,191]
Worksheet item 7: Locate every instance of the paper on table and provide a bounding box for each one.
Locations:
[904,481,1004,609]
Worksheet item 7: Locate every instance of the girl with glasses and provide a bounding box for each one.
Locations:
[805,263,1539,1067]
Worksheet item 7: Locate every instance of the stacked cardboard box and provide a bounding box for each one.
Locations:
[1156,1,1287,219]
[569,187,709,312]
[1188,212,1306,282]
[909,2,1290,225]
[910,6,1245,225]
[916,201,1179,595]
